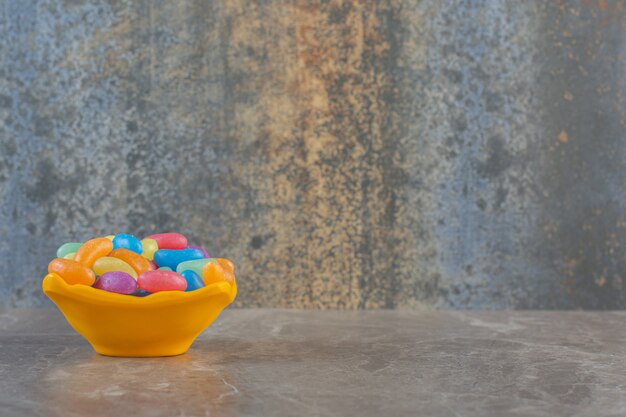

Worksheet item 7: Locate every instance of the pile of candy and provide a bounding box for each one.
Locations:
[47,233,234,296]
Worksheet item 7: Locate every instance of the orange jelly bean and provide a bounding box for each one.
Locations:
[48,258,96,286]
[216,258,234,273]
[202,261,227,285]
[109,248,154,275]
[74,237,113,268]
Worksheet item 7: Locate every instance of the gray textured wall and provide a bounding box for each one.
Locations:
[0,0,624,309]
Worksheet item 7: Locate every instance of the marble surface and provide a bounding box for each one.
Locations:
[1,309,626,416]
[1,1,625,310]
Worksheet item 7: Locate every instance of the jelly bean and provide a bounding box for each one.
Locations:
[48,258,96,286]
[93,271,137,295]
[141,238,158,260]
[216,258,234,273]
[176,258,216,276]
[47,232,233,298]
[93,257,138,279]
[109,248,153,275]
[112,233,143,254]
[216,258,235,283]
[153,248,205,270]
[74,237,113,268]
[137,270,187,292]
[145,233,188,250]
[224,271,235,284]
[202,261,229,285]
[187,245,210,258]
[181,270,204,292]
[56,242,82,259]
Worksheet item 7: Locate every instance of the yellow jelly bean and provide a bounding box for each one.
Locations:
[93,257,138,279]
[63,252,76,260]
[104,235,115,241]
[141,238,158,260]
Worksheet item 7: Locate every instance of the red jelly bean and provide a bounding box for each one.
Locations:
[145,233,188,250]
[137,270,187,293]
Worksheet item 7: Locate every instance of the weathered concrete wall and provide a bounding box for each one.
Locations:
[0,0,624,308]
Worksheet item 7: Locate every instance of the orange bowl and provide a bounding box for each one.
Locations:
[42,273,237,357]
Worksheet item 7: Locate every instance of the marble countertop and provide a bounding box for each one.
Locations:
[1,309,626,417]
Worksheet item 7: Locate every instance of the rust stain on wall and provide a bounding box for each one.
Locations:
[220,0,416,308]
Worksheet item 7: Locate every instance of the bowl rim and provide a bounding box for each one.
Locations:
[43,273,237,308]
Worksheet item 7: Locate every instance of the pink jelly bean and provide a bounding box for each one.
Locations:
[145,233,188,250]
[93,271,137,295]
[137,270,187,292]
[187,245,210,258]
[148,260,158,270]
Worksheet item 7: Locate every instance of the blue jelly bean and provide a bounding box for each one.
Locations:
[181,270,205,292]
[112,233,143,254]
[187,245,210,258]
[132,289,152,297]
[158,266,172,271]
[153,248,205,270]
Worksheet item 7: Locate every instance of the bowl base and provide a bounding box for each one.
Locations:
[42,273,237,358]
[91,341,192,357]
